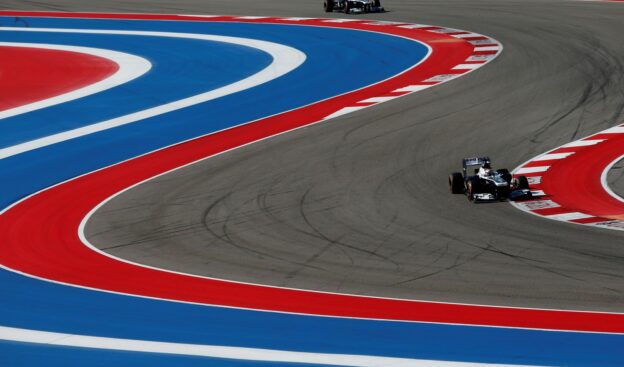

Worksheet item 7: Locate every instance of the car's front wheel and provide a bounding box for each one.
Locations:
[466,179,476,201]
[324,0,334,12]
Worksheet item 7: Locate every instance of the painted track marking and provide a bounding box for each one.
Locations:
[511,123,624,230]
[0,27,306,159]
[2,11,622,335]
[0,42,150,119]
[0,326,545,367]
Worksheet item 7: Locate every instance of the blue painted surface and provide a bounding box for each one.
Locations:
[0,16,622,367]
[1,270,623,366]
[0,16,428,208]
[0,340,336,367]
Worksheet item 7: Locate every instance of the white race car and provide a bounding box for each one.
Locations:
[449,157,532,202]
[324,0,385,14]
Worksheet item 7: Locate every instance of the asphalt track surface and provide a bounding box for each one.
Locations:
[5,1,624,313]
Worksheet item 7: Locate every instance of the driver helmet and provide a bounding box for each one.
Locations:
[481,162,492,174]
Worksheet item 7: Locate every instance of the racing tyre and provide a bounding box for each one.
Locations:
[374,0,381,6]
[449,172,464,194]
[515,175,530,190]
[466,179,476,202]
[324,1,334,12]
[344,1,350,13]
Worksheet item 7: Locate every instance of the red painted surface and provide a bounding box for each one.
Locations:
[2,11,622,333]
[530,131,624,220]
[0,46,118,112]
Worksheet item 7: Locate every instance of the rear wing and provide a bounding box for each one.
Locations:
[462,156,490,175]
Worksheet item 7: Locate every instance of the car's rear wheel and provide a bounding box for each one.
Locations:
[374,0,381,7]
[324,0,334,12]
[449,172,464,194]
[344,1,351,13]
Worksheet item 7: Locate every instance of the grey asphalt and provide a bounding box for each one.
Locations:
[5,0,624,312]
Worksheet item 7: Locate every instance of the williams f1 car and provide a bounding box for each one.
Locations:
[449,157,532,202]
[324,0,384,14]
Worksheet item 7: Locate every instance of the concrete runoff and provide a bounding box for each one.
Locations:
[7,0,624,312]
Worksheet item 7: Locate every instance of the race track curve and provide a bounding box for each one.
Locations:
[78,0,624,311]
[1,0,624,366]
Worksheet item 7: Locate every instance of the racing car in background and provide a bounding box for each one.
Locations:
[324,0,384,14]
[449,157,532,202]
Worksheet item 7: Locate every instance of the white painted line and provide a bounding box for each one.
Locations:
[0,42,151,120]
[393,85,431,93]
[602,126,624,134]
[546,212,593,221]
[515,166,550,174]
[280,17,314,21]
[533,152,574,161]
[474,46,500,51]
[452,63,482,70]
[398,24,430,29]
[451,33,482,38]
[236,16,269,19]
[527,176,542,185]
[0,326,543,367]
[600,153,624,204]
[365,21,405,26]
[530,190,546,197]
[324,106,366,119]
[561,139,604,147]
[321,18,360,23]
[177,14,222,18]
[0,27,306,160]
[358,96,397,103]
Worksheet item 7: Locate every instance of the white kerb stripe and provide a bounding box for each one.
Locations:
[358,96,397,103]
[546,212,593,221]
[451,33,483,38]
[0,27,306,160]
[0,326,545,367]
[398,24,430,29]
[533,152,574,161]
[561,139,604,147]
[474,46,500,51]
[602,126,624,134]
[324,106,366,120]
[322,19,360,23]
[515,166,550,174]
[236,16,269,19]
[0,42,151,120]
[393,85,430,93]
[452,63,481,70]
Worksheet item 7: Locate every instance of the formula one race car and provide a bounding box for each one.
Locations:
[323,0,385,14]
[449,157,532,202]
